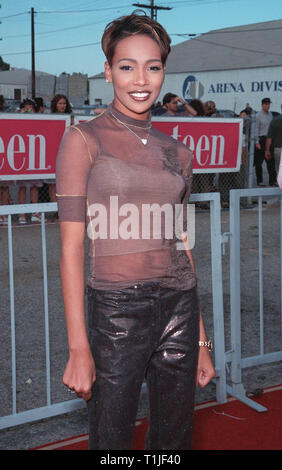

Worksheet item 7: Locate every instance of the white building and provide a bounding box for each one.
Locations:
[0,69,29,101]
[89,18,282,114]
[0,69,88,106]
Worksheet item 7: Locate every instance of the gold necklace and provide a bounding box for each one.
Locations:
[110,111,152,145]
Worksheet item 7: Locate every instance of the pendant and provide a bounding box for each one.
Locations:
[141,139,147,145]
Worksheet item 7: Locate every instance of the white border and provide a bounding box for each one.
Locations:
[0,113,71,181]
[73,115,97,125]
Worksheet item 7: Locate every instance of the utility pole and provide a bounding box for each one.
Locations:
[132,0,172,21]
[0,4,2,41]
[31,7,35,99]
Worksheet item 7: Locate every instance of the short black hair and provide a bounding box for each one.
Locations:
[162,93,177,105]
[102,11,171,66]
[20,98,36,110]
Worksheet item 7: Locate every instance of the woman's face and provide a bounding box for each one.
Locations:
[56,98,67,113]
[105,34,165,120]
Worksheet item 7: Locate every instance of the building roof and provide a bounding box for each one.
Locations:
[0,68,54,85]
[166,19,282,74]
[89,71,105,79]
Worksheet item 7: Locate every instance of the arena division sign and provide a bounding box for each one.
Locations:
[0,114,242,180]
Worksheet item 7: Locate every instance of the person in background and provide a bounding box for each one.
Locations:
[245,103,253,115]
[0,94,4,111]
[188,99,205,117]
[203,101,220,192]
[19,98,35,113]
[17,99,43,224]
[161,92,197,116]
[0,95,12,225]
[0,181,11,226]
[204,100,222,117]
[254,97,276,187]
[218,109,248,207]
[34,97,51,204]
[265,113,282,185]
[188,99,212,200]
[51,94,72,114]
[34,97,46,113]
[49,95,73,213]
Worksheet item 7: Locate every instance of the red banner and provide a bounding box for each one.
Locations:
[152,117,243,173]
[0,114,70,180]
[0,114,242,180]
[74,115,243,173]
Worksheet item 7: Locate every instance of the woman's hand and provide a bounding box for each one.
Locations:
[63,349,96,401]
[196,347,216,388]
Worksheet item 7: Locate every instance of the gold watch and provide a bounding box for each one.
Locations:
[198,340,213,351]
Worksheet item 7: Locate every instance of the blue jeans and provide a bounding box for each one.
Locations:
[87,281,200,450]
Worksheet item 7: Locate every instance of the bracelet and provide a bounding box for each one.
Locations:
[198,340,213,351]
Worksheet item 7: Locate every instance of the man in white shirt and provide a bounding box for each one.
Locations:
[254,98,277,186]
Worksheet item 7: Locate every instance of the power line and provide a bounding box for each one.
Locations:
[4,30,282,58]
[194,36,282,57]
[2,18,113,39]
[2,40,101,56]
[0,11,29,19]
[4,23,282,41]
[35,6,132,14]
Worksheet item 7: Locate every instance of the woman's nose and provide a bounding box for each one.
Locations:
[134,67,148,86]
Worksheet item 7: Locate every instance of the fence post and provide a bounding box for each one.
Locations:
[229,189,267,412]
[8,214,17,415]
[209,192,227,403]
[247,114,256,204]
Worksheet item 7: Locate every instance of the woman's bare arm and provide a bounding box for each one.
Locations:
[183,234,216,388]
[60,221,95,401]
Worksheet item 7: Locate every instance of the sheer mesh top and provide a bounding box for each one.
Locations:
[56,103,196,291]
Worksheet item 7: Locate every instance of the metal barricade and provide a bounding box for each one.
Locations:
[0,193,227,429]
[228,187,282,412]
[0,203,85,429]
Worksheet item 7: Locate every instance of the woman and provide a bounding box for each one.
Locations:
[56,12,215,450]
[51,94,72,114]
[48,95,72,209]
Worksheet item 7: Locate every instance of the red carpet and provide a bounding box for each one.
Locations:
[32,385,282,451]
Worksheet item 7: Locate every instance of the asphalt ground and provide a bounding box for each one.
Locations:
[0,197,281,450]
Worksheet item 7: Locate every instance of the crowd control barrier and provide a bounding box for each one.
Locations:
[0,187,281,429]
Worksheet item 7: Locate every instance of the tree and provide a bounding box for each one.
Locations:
[0,56,10,71]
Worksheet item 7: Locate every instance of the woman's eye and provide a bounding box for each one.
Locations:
[149,65,162,71]
[120,65,132,71]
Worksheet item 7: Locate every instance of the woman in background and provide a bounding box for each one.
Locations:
[49,95,72,209]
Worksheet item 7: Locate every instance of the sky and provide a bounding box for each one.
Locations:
[1,0,282,77]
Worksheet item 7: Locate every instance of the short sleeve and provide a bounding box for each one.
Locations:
[55,126,94,222]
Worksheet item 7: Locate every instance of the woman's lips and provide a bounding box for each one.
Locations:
[128,91,151,101]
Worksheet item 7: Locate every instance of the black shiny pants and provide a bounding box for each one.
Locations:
[87,282,200,450]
